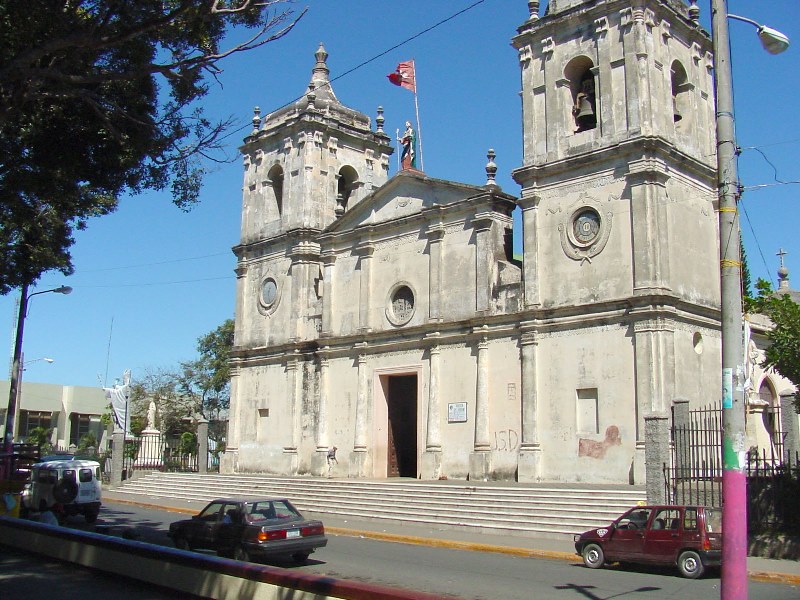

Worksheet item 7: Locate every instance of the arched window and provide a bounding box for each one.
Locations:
[565,57,597,133]
[671,61,691,133]
[267,164,284,217]
[335,165,359,217]
[758,380,783,458]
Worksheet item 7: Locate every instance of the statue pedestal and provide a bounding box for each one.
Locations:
[134,429,163,468]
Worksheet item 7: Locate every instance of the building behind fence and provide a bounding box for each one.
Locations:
[664,399,800,535]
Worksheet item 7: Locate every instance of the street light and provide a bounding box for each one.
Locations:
[2,284,71,468]
[711,2,789,599]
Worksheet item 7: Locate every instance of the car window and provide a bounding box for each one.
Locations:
[684,508,698,530]
[272,500,300,520]
[705,508,722,533]
[36,469,57,484]
[79,468,93,483]
[198,502,225,522]
[652,508,681,530]
[618,508,651,530]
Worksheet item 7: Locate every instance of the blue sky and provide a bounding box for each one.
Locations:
[3,0,799,389]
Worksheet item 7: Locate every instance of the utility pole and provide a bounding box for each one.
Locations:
[711,0,747,597]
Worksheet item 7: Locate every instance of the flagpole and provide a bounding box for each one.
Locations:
[412,60,424,171]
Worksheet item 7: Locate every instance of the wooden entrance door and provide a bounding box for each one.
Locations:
[387,375,417,477]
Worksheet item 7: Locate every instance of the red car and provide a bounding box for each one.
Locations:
[573,505,722,578]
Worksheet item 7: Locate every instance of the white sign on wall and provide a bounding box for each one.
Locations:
[448,402,467,423]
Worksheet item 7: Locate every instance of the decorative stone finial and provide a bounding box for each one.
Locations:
[376,106,385,133]
[688,1,700,26]
[251,106,261,134]
[528,1,540,20]
[485,149,499,188]
[307,83,316,109]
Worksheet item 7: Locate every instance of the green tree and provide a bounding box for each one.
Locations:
[178,318,234,420]
[129,368,194,436]
[748,278,800,412]
[0,1,304,294]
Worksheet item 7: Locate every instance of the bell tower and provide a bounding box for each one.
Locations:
[233,45,393,351]
[512,0,721,483]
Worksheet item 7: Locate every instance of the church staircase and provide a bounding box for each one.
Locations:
[112,472,646,539]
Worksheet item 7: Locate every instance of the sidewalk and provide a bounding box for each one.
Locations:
[102,488,800,585]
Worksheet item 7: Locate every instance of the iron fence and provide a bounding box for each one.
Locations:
[663,402,799,535]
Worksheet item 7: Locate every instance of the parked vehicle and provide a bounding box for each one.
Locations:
[21,458,102,523]
[573,505,722,578]
[168,497,327,564]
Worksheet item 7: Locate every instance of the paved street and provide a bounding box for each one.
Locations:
[5,497,793,600]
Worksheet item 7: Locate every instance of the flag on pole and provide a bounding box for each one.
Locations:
[387,60,416,93]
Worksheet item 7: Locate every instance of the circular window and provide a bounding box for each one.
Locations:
[389,285,415,325]
[261,278,278,307]
[572,208,601,245]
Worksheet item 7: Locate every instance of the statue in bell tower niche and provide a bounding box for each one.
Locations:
[397,121,417,170]
[573,76,597,132]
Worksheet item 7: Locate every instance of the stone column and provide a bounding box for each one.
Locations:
[426,225,445,322]
[628,167,671,296]
[518,329,542,482]
[473,213,493,313]
[110,430,124,486]
[321,251,336,336]
[280,350,301,474]
[421,335,442,479]
[357,243,375,332]
[470,327,492,480]
[632,315,675,483]
[197,417,209,475]
[351,345,369,477]
[220,366,240,474]
[519,195,541,308]
[644,413,670,505]
[314,348,331,475]
[780,392,800,461]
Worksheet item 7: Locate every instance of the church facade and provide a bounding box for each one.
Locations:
[221,0,724,485]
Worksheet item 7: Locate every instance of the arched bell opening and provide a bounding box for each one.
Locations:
[671,61,692,134]
[267,164,284,218]
[335,165,359,217]
[565,57,597,133]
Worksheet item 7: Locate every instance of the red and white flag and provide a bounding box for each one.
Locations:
[387,60,416,93]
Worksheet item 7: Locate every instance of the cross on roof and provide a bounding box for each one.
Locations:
[777,248,787,269]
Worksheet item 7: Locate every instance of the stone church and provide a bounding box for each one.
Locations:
[221,0,725,485]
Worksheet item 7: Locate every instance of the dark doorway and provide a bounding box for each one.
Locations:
[387,375,417,477]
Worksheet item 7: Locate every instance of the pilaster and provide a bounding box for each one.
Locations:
[518,328,542,482]
[469,326,492,481]
[351,345,369,477]
[421,334,442,479]
[356,243,375,332]
[426,225,445,322]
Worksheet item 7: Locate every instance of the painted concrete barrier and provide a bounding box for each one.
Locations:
[0,516,446,600]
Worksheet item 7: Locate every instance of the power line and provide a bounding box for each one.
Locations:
[217,0,488,144]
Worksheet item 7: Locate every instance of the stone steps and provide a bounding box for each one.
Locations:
[115,472,646,539]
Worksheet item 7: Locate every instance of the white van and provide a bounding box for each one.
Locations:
[23,458,102,523]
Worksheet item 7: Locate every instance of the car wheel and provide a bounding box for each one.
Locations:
[292,552,310,564]
[173,535,190,551]
[678,550,705,579]
[84,511,99,524]
[233,545,251,562]
[582,543,605,569]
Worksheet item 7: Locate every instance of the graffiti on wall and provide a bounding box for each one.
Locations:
[578,425,621,459]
